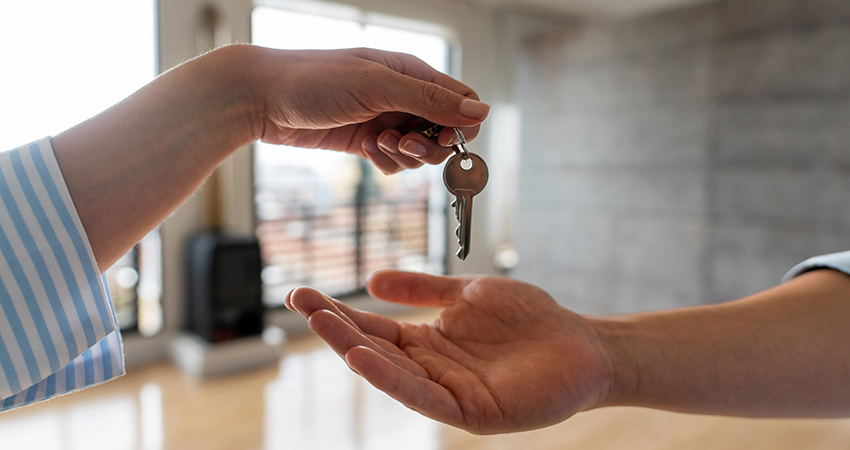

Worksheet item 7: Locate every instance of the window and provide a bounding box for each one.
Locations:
[252,4,451,305]
[0,0,162,334]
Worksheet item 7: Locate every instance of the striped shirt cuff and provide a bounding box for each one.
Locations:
[782,250,850,283]
[0,138,123,409]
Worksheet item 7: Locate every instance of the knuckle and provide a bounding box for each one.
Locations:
[420,82,452,110]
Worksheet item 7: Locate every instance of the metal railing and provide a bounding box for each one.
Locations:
[257,187,430,305]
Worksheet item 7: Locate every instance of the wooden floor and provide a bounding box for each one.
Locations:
[2,311,850,450]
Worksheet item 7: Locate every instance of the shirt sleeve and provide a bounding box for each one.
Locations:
[0,138,124,411]
[782,250,850,283]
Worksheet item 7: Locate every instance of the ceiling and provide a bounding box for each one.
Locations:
[468,0,719,18]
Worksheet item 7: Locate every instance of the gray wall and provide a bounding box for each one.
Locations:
[513,0,850,314]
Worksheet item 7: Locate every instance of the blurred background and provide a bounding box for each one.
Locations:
[2,0,850,448]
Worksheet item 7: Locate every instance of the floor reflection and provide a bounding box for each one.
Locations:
[139,383,163,450]
[0,331,439,450]
[264,348,438,450]
[0,392,140,450]
[4,327,850,450]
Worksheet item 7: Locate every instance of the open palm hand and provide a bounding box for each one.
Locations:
[286,270,613,434]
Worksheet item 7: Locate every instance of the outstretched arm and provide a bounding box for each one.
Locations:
[287,268,850,434]
[50,45,489,271]
[597,267,850,418]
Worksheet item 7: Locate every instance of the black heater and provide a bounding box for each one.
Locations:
[186,233,264,343]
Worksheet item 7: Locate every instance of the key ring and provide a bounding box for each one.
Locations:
[452,127,470,160]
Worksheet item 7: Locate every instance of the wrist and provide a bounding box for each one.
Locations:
[187,45,267,154]
[586,316,642,408]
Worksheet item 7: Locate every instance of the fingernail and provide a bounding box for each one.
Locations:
[446,136,460,146]
[400,140,427,158]
[458,98,490,120]
[378,134,400,154]
[362,136,380,155]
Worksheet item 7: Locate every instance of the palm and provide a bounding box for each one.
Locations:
[288,271,612,434]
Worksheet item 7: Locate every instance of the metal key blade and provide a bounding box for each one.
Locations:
[443,153,489,260]
[454,191,474,260]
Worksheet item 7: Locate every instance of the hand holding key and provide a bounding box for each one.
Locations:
[256,47,488,175]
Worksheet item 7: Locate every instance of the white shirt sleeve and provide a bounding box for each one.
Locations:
[0,138,124,412]
[782,250,850,283]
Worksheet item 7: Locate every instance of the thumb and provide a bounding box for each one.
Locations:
[366,270,472,307]
[379,73,491,127]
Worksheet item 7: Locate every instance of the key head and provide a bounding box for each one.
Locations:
[443,153,489,196]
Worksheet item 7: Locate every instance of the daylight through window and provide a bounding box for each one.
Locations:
[0,0,162,334]
[252,5,451,305]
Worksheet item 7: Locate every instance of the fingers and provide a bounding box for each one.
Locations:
[352,48,482,109]
[335,49,489,172]
[351,51,489,128]
[386,73,490,128]
[395,124,480,166]
[437,125,480,147]
[361,135,403,174]
[367,270,474,307]
[287,287,428,377]
[286,287,401,345]
[307,309,429,378]
[376,130,424,170]
[345,345,464,427]
[286,287,358,329]
[366,129,459,171]
[397,133,456,165]
[364,127,479,172]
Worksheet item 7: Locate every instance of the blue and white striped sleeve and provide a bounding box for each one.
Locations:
[0,138,124,412]
[782,251,850,283]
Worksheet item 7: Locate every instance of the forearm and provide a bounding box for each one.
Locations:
[52,45,262,271]
[593,269,850,417]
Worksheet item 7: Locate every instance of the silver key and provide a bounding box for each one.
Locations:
[443,129,488,260]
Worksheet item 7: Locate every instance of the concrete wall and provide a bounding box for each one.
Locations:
[512,0,850,314]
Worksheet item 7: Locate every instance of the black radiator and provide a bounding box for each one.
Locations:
[186,233,264,343]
